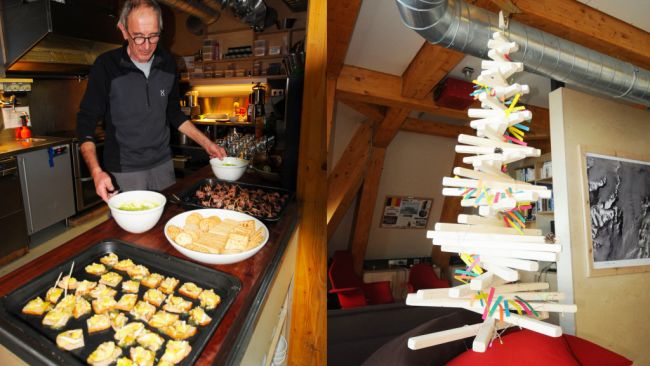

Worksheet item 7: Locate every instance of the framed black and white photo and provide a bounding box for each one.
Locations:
[380,196,433,229]
[581,149,650,276]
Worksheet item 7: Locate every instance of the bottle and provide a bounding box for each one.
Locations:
[19,114,31,139]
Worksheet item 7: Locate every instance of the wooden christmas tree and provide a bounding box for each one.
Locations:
[406,31,576,353]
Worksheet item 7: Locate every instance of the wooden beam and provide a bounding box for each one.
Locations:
[525,105,550,141]
[339,98,386,123]
[402,117,474,138]
[289,0,326,363]
[470,0,650,71]
[327,122,372,238]
[350,147,386,275]
[327,0,362,78]
[373,108,410,147]
[327,76,336,172]
[336,65,470,120]
[402,44,466,99]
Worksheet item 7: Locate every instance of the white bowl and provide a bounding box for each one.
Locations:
[107,190,166,234]
[210,157,249,181]
[164,209,269,265]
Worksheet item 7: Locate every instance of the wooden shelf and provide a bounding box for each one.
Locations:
[535,177,553,184]
[201,54,285,65]
[180,75,286,85]
[537,211,554,215]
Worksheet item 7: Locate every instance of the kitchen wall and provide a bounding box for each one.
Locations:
[550,87,650,364]
[328,103,457,260]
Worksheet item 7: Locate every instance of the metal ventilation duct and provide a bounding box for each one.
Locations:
[395,0,650,107]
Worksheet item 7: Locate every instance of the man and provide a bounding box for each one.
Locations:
[77,0,225,201]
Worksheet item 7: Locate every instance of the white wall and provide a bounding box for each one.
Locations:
[328,104,457,260]
[551,88,650,364]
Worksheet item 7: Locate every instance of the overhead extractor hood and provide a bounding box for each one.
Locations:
[1,0,123,76]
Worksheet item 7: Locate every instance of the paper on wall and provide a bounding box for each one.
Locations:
[1,106,31,129]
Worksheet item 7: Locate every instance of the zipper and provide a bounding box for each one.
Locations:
[145,75,150,109]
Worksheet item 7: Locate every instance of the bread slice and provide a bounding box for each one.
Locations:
[42,309,70,329]
[178,282,203,299]
[86,341,122,366]
[140,273,163,288]
[129,346,155,366]
[115,294,138,312]
[115,357,134,366]
[100,252,119,267]
[162,295,193,314]
[92,296,117,314]
[147,310,179,329]
[109,311,128,331]
[22,297,51,316]
[130,301,156,322]
[99,272,123,288]
[163,320,197,340]
[137,330,165,352]
[114,322,145,348]
[87,313,111,333]
[73,296,91,319]
[143,289,166,307]
[160,340,191,364]
[189,306,212,326]
[126,264,150,281]
[45,287,63,304]
[121,280,140,294]
[57,275,78,290]
[158,277,179,294]
[113,258,135,272]
[198,289,221,310]
[89,284,117,299]
[56,329,84,351]
[85,262,107,276]
[75,280,98,296]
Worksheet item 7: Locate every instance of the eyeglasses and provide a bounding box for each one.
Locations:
[128,33,160,45]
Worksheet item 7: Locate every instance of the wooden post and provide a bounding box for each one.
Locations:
[288,0,326,364]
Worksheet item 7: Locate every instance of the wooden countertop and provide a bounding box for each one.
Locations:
[0,166,298,366]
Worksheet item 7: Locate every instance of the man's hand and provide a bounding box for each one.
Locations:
[92,168,117,202]
[206,141,227,160]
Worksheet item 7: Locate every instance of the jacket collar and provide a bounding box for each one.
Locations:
[118,42,164,70]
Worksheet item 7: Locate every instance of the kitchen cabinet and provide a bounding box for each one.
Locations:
[17,144,75,235]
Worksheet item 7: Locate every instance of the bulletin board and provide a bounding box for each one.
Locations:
[380,196,433,229]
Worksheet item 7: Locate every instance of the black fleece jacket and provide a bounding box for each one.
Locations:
[76,43,187,172]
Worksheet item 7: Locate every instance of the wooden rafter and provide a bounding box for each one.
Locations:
[402,44,466,99]
[350,147,386,275]
[327,0,362,78]
[327,122,373,238]
[339,98,386,123]
[327,76,337,172]
[373,108,411,147]
[470,0,650,71]
[336,65,469,120]
[402,117,474,138]
[289,0,326,363]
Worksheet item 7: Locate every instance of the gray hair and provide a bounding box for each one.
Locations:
[118,0,163,31]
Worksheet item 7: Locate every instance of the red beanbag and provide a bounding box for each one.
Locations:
[564,334,632,366]
[446,329,580,366]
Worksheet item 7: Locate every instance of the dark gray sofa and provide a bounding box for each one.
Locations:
[328,302,482,366]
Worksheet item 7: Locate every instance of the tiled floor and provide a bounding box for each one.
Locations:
[0,211,109,278]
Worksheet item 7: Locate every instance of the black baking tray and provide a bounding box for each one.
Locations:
[0,240,241,366]
[170,178,294,222]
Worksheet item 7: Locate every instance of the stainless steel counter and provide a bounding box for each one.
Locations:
[0,130,72,159]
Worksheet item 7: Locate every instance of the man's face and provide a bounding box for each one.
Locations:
[118,6,160,63]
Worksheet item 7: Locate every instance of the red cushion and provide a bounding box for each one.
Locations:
[564,334,632,366]
[446,329,580,366]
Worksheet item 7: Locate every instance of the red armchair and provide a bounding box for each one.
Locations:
[328,251,394,309]
[407,263,449,293]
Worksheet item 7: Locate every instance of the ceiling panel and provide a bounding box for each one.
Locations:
[344,0,425,76]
